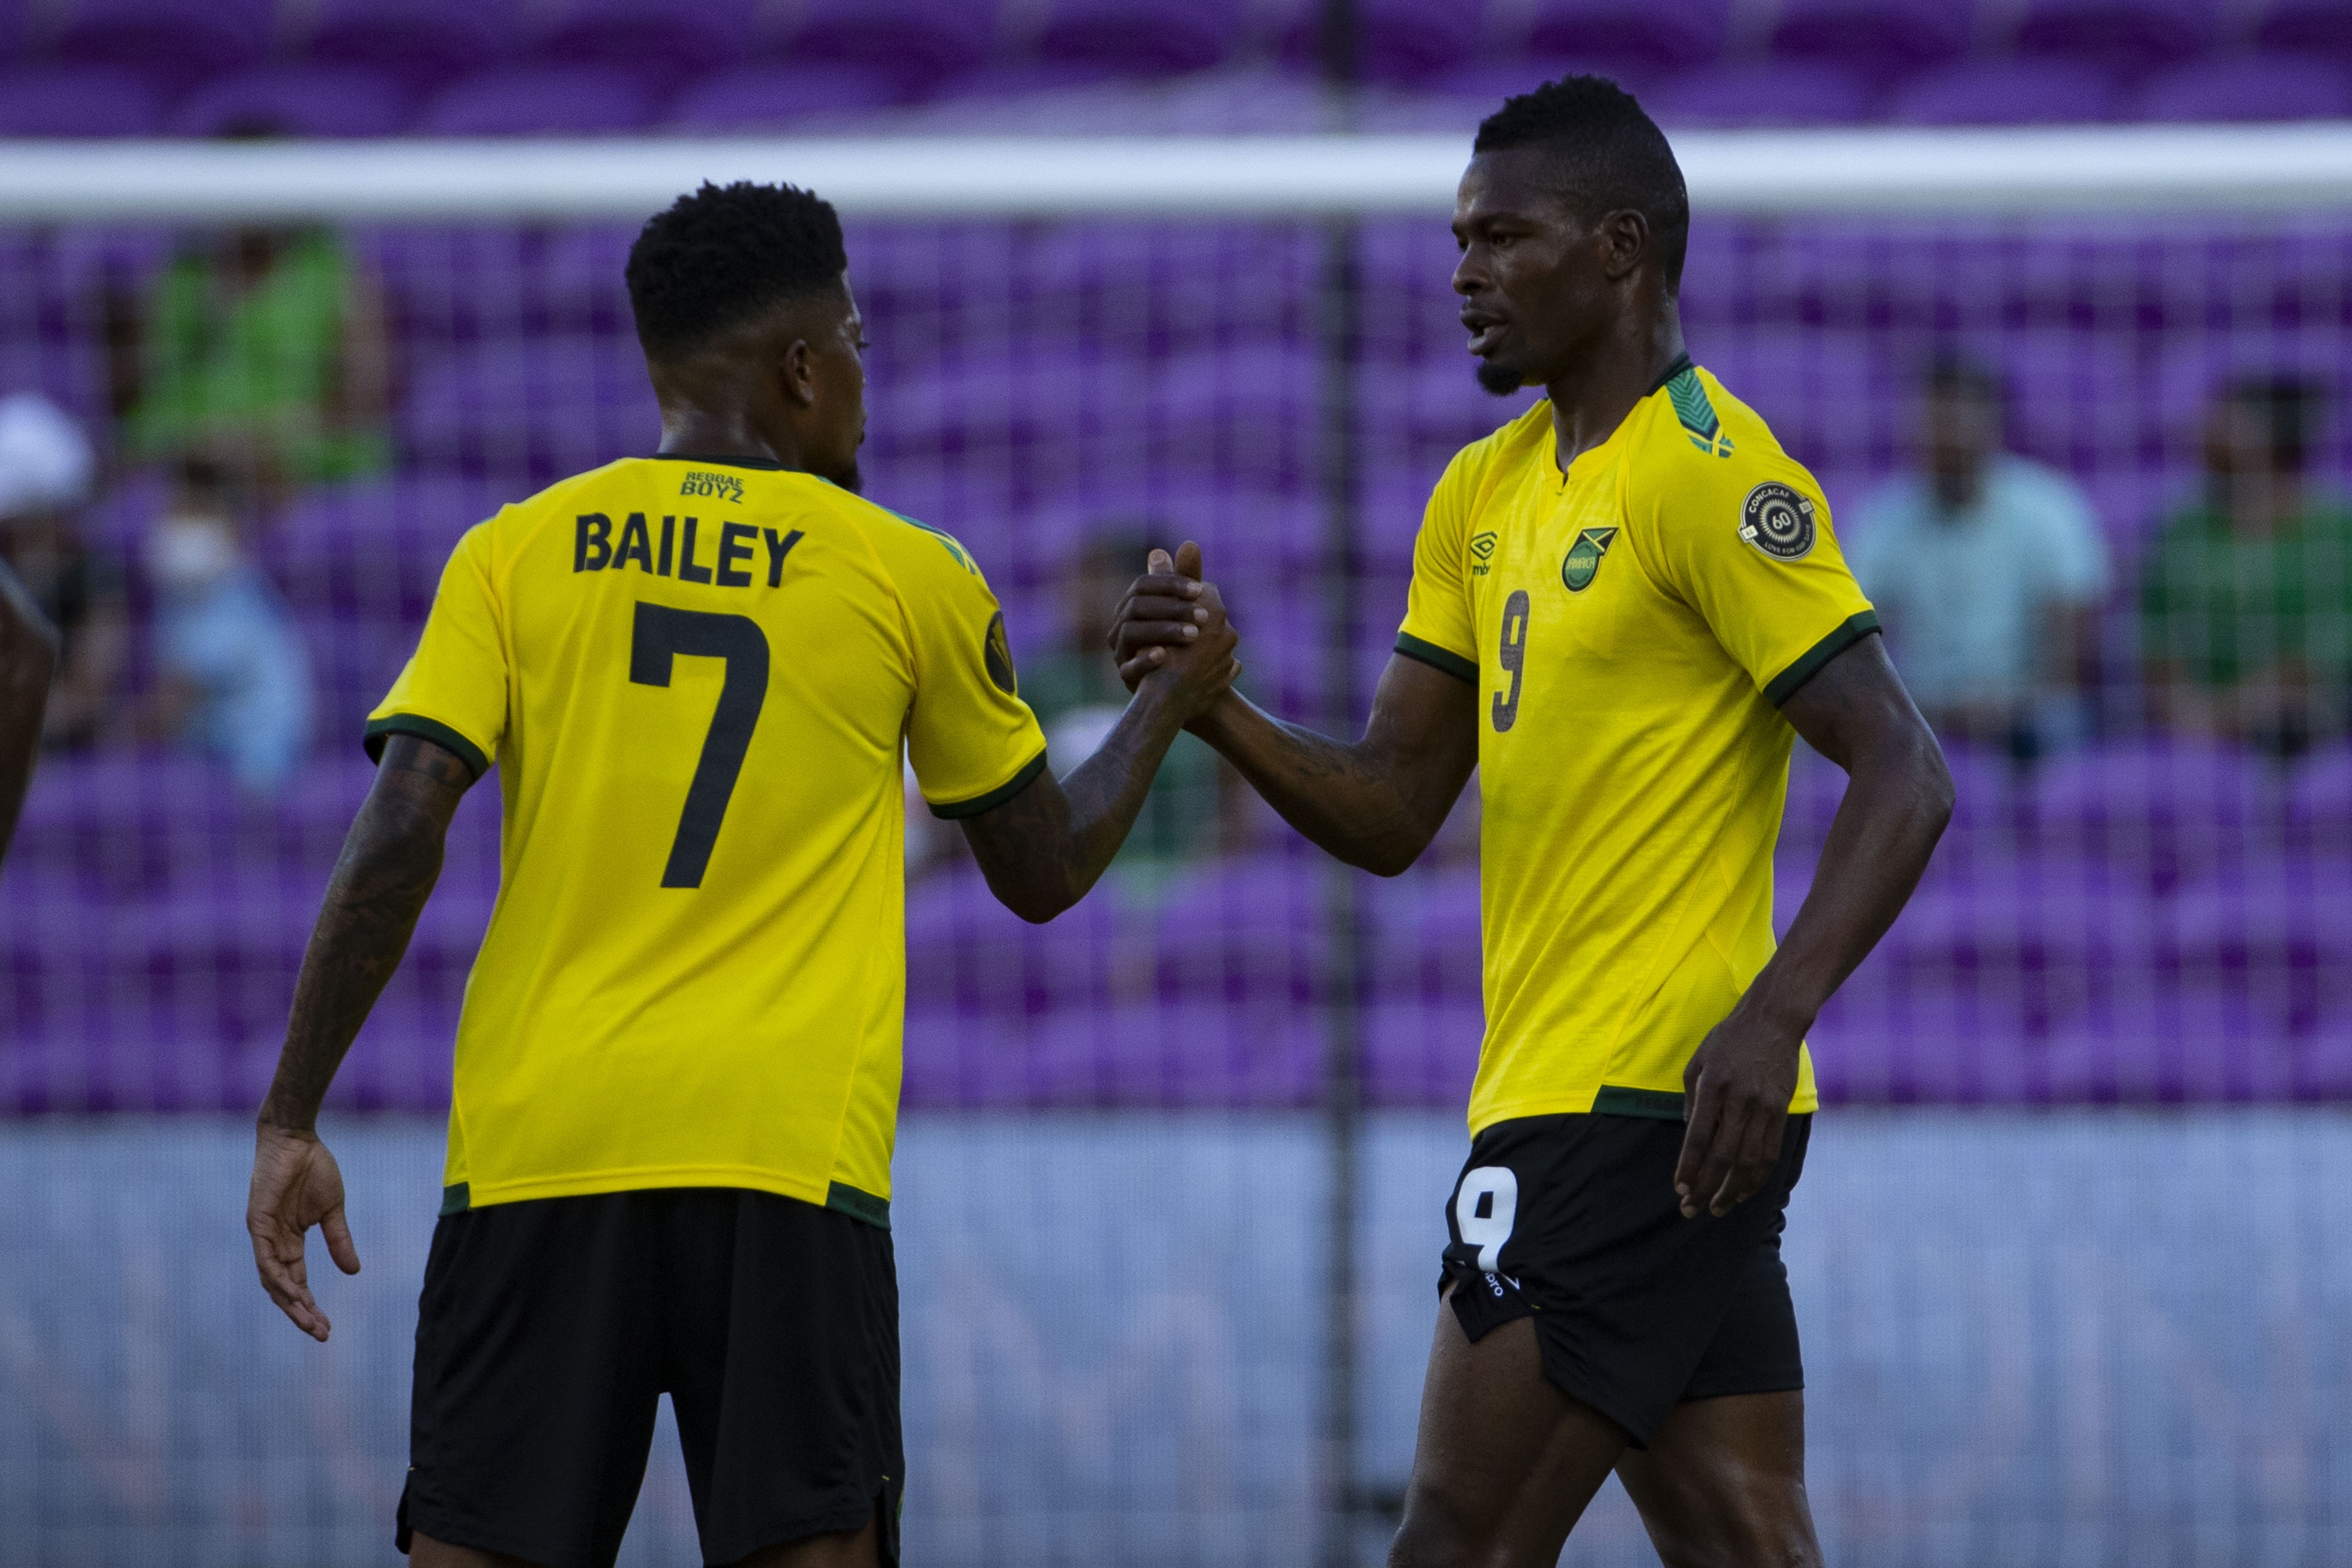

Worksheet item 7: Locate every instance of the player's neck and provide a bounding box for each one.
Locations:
[655,409,793,470]
[1543,307,1687,475]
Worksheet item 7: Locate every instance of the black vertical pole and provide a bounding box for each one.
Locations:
[1315,5,1364,1568]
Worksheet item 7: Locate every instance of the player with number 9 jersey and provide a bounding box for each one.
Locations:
[367,456,1043,1222]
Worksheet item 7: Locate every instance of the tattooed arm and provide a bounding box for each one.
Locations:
[960,590,1240,922]
[248,734,473,1340]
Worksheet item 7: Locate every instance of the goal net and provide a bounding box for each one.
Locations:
[0,129,2348,1567]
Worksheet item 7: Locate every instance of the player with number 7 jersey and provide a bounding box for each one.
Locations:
[243,181,1238,1568]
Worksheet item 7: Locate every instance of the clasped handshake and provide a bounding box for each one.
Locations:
[1105,540,1244,721]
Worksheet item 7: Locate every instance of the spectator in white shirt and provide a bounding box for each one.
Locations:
[1848,358,2111,756]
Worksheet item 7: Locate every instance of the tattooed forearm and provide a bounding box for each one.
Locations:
[259,736,473,1132]
[960,680,1191,923]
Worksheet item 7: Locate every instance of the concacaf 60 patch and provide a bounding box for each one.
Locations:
[1739,482,1816,561]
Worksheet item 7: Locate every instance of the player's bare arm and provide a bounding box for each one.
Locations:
[961,563,1238,921]
[1113,548,1478,878]
[248,733,473,1340]
[1673,632,1951,1221]
[0,556,58,861]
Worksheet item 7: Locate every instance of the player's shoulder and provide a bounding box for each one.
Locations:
[830,489,988,585]
[1629,361,1824,521]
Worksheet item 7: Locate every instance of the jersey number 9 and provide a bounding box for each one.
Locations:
[1492,590,1530,733]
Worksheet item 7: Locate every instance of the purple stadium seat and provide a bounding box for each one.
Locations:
[168,65,415,138]
[2259,0,2352,53]
[1770,0,1970,81]
[2025,740,2280,887]
[1035,0,1248,75]
[1644,61,1873,127]
[1150,855,1331,1007]
[307,0,526,93]
[784,0,1003,96]
[0,64,161,134]
[415,63,663,135]
[667,63,906,130]
[2013,0,2219,75]
[2288,744,2352,851]
[1367,865,1481,1001]
[534,0,760,88]
[1525,0,1731,76]
[1883,58,2123,125]
[399,336,658,478]
[1279,0,1487,84]
[2133,52,2352,122]
[1364,998,1481,1107]
[54,0,275,92]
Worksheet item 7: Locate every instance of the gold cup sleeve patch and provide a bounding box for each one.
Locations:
[1739,482,1817,561]
[983,610,1018,694]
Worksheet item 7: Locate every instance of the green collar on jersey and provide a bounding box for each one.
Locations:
[647,452,792,470]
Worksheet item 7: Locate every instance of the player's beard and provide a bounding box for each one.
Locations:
[834,461,864,494]
[1475,359,1526,397]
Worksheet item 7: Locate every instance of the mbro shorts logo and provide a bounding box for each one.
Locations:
[1739,482,1816,561]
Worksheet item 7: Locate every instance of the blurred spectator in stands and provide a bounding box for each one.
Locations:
[124,459,313,795]
[107,222,390,509]
[0,556,56,860]
[1849,357,2110,757]
[2142,376,2352,758]
[1023,530,1234,891]
[0,394,126,751]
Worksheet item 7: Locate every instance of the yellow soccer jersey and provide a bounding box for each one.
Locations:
[1396,357,1876,1135]
[366,455,1047,1223]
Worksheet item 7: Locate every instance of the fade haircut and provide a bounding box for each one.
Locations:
[2229,374,2326,472]
[626,181,848,360]
[1474,76,1690,293]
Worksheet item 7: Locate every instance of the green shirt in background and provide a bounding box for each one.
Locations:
[1021,648,1222,896]
[124,230,388,485]
[2139,499,2352,690]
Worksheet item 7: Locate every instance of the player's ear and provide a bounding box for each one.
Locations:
[1599,208,1649,284]
[777,336,818,408]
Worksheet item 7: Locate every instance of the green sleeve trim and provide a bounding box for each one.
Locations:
[1591,1085,1688,1120]
[439,1182,470,1216]
[826,1181,892,1231]
[1394,632,1478,686]
[365,714,492,781]
[1762,611,1880,707]
[927,747,1049,820]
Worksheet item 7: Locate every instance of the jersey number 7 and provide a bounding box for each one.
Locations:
[630,602,770,888]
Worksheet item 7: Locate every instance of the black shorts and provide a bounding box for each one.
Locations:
[399,1187,902,1568]
[1440,1110,1811,1447]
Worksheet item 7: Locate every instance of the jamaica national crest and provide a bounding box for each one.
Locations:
[1560,526,1619,593]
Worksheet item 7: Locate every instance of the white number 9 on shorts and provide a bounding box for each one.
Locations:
[1453,1165,1519,1275]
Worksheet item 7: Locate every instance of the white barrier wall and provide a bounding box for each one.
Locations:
[0,1111,2346,1567]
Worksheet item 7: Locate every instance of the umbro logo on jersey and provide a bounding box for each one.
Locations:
[1560,526,1618,593]
[1739,483,1816,561]
[1469,531,1497,576]
[679,470,746,504]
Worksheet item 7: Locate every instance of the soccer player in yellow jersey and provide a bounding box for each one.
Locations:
[1117,79,1952,1566]
[241,183,1237,1568]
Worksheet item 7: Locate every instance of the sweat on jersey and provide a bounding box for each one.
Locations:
[365,455,1048,1225]
[1395,357,1877,1135]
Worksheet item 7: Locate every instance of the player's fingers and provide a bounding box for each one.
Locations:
[1710,1105,1779,1218]
[1123,596,1212,624]
[1119,648,1170,683]
[1672,1081,1722,1217]
[1115,622,1201,654]
[1147,549,1174,575]
[1174,540,1204,580]
[321,1206,362,1276]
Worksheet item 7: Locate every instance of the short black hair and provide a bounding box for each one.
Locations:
[2229,373,2327,471]
[1925,352,2002,403]
[626,181,848,359]
[1474,76,1690,292]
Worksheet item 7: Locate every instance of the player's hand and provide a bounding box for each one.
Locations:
[1111,540,1232,686]
[247,1122,362,1342]
[1672,1005,1802,1220]
[1113,542,1240,720]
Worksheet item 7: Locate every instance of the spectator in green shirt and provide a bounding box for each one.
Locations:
[1022,530,1234,895]
[108,225,390,507]
[2141,376,2352,757]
